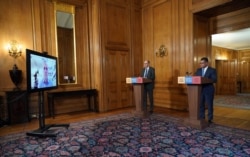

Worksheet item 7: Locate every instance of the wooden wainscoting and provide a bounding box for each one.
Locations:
[239,50,250,93]
[216,60,237,95]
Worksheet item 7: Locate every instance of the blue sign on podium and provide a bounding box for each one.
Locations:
[185,76,193,84]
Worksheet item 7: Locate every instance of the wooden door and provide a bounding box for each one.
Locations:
[105,50,132,111]
[216,60,237,95]
[240,61,250,93]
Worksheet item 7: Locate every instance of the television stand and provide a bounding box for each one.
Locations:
[26,91,69,137]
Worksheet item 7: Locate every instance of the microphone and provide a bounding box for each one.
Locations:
[186,72,192,76]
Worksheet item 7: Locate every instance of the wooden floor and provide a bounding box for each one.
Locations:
[0,106,250,137]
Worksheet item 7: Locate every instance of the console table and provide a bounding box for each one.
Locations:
[6,90,30,124]
[47,89,98,118]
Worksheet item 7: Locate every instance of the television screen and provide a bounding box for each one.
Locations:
[26,49,58,92]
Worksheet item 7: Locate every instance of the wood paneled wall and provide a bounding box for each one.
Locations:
[238,50,250,62]
[216,59,238,95]
[98,0,141,111]
[212,46,238,95]
[212,46,238,61]
[1,0,250,117]
[0,0,41,90]
[37,0,92,115]
[209,6,250,94]
[210,7,250,34]
[212,46,250,94]
[193,14,211,69]
[238,49,250,93]
[0,0,42,116]
[142,0,193,110]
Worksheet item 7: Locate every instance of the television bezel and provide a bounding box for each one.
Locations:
[26,49,58,93]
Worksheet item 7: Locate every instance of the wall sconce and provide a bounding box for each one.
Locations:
[8,40,22,58]
[155,45,167,57]
[7,40,22,90]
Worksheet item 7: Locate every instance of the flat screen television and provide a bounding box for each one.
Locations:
[26,49,58,92]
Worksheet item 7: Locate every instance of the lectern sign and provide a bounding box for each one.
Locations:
[185,76,193,84]
[126,77,141,83]
[178,76,212,85]
[126,77,132,83]
[126,77,151,84]
[136,77,143,83]
[177,76,185,84]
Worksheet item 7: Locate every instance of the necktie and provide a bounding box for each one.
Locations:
[202,68,205,76]
[144,69,148,77]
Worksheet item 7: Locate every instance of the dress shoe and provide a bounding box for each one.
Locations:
[149,110,153,114]
[208,120,213,123]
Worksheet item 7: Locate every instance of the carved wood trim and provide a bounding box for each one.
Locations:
[210,7,250,34]
[191,0,232,13]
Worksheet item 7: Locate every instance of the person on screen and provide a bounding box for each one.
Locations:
[39,61,53,88]
[140,60,155,114]
[33,70,39,89]
[195,57,217,124]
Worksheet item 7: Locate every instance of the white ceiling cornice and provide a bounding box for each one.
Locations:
[212,28,250,50]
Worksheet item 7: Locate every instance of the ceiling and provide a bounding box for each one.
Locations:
[196,0,250,51]
[212,28,250,50]
[56,11,73,29]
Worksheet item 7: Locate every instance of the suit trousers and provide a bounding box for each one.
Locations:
[143,88,154,111]
[199,86,214,121]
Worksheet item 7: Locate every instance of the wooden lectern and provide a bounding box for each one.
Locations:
[178,76,214,129]
[126,77,152,116]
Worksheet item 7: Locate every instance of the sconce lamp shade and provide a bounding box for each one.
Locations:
[9,64,22,90]
[8,40,22,59]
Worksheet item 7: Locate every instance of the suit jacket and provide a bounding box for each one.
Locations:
[140,67,155,89]
[195,66,217,93]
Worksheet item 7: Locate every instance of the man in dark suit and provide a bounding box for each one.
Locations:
[195,57,217,124]
[140,60,155,114]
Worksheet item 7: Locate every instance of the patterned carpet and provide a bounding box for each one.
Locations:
[0,113,250,156]
[214,94,250,109]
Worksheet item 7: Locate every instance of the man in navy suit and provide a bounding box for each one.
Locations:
[195,57,217,124]
[140,60,155,114]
